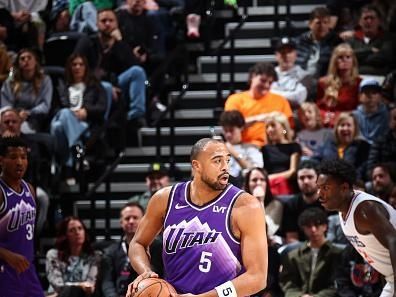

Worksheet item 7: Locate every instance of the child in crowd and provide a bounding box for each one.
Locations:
[219,110,263,187]
[296,102,332,160]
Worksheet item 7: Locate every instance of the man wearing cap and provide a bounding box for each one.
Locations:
[270,37,310,108]
[353,78,389,144]
[128,162,170,209]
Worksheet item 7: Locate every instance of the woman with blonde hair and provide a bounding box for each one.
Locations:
[262,111,301,195]
[316,43,362,127]
[296,102,332,159]
[314,112,370,181]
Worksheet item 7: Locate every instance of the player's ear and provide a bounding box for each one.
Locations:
[191,159,200,171]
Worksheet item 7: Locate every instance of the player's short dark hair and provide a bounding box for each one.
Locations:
[219,110,245,128]
[298,207,328,228]
[298,159,320,174]
[0,136,28,156]
[248,62,277,86]
[309,6,331,21]
[190,138,224,162]
[319,159,357,188]
[120,201,145,216]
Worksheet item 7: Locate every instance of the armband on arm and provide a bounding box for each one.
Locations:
[215,281,237,297]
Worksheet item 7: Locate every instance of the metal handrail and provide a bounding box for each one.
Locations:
[87,151,125,239]
[153,83,189,177]
[214,13,248,105]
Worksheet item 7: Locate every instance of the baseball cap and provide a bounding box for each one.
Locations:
[275,37,296,51]
[147,162,169,177]
[359,78,382,93]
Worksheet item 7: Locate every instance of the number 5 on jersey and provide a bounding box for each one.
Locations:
[199,251,213,272]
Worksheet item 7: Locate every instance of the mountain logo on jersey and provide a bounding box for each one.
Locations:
[164,217,221,254]
[0,200,36,232]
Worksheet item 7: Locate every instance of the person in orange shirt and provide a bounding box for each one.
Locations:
[224,62,293,147]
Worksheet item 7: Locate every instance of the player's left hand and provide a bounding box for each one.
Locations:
[126,271,159,297]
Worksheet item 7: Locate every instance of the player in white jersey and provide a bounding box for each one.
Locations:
[317,159,396,297]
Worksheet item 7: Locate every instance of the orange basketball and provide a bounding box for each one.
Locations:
[136,278,177,297]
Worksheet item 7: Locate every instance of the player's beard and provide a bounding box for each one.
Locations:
[201,173,228,191]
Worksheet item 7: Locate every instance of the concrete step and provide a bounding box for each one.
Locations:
[237,4,318,16]
[225,20,307,38]
[197,54,275,74]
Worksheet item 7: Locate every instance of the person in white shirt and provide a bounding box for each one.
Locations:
[317,159,396,297]
[271,37,309,108]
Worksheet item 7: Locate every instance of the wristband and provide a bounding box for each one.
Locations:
[215,281,237,297]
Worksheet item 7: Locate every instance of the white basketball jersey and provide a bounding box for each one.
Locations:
[339,190,396,282]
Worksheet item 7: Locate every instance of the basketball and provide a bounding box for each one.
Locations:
[136,278,177,297]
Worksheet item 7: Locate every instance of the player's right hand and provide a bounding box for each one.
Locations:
[5,251,29,273]
[126,271,159,297]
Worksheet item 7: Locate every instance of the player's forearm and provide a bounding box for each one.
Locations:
[129,241,153,274]
[197,270,267,297]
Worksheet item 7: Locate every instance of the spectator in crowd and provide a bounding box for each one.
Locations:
[48,0,71,34]
[101,202,163,297]
[296,102,332,160]
[346,4,396,75]
[224,62,293,148]
[279,207,342,297]
[74,9,147,128]
[243,167,283,239]
[271,37,309,108]
[316,43,361,127]
[326,0,370,36]
[314,112,370,181]
[128,162,170,209]
[219,110,263,187]
[335,243,383,297]
[294,6,342,78]
[50,53,107,185]
[262,111,301,196]
[353,78,389,144]
[46,216,101,297]
[1,48,53,133]
[370,163,396,203]
[0,0,47,50]
[280,160,324,244]
[116,0,169,62]
[367,104,396,173]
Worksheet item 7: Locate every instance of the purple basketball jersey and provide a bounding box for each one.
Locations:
[0,179,36,262]
[163,182,245,294]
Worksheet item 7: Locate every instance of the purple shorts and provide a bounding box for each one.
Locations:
[0,261,44,297]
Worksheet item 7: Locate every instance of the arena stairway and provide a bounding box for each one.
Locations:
[54,0,327,241]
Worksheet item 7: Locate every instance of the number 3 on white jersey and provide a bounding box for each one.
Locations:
[26,224,33,240]
[199,251,213,273]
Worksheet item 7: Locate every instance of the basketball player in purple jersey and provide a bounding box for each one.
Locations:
[126,138,268,297]
[0,137,44,297]
[317,159,396,297]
